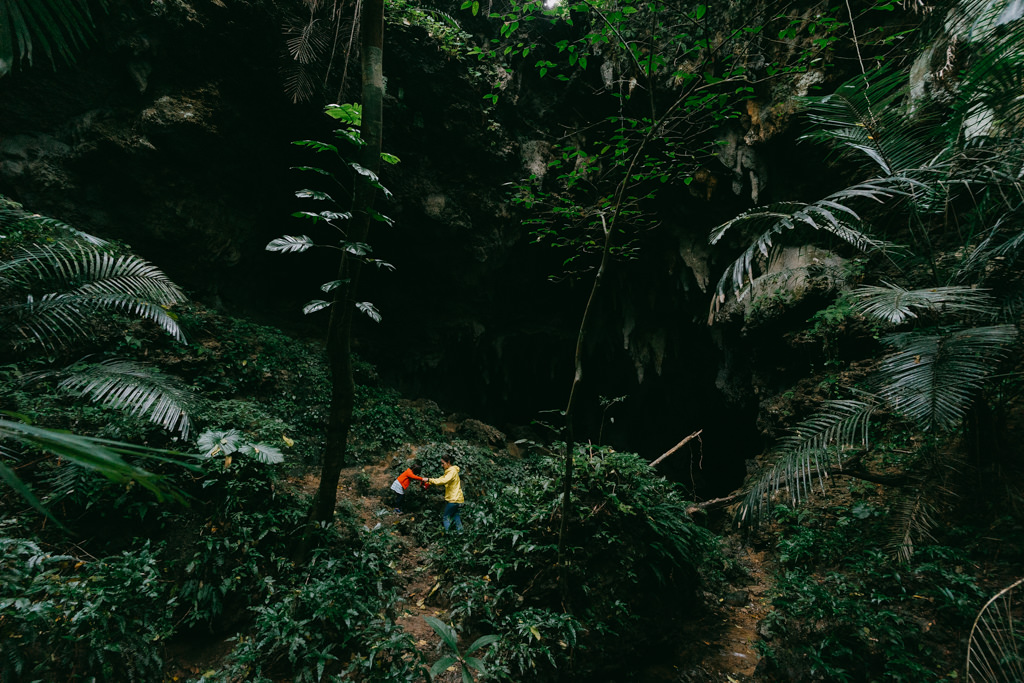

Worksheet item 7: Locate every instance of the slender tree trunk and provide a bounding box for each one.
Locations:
[553,102,668,600]
[306,0,385,530]
[555,215,612,609]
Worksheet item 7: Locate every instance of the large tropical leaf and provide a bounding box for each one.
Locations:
[849,282,998,325]
[197,429,285,465]
[0,415,199,513]
[800,64,947,177]
[0,0,105,77]
[709,178,910,299]
[0,196,108,245]
[965,576,1024,683]
[876,325,1017,432]
[0,241,187,349]
[735,398,876,528]
[424,616,460,653]
[266,234,316,253]
[465,633,500,655]
[36,358,195,438]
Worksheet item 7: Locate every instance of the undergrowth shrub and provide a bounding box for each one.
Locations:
[211,532,426,683]
[168,456,311,630]
[410,443,717,681]
[759,502,987,682]
[0,537,174,682]
[348,386,444,462]
[0,266,439,682]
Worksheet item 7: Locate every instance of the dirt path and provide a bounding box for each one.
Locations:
[329,462,778,682]
[290,463,780,683]
[665,542,775,682]
[705,546,773,679]
[331,461,453,675]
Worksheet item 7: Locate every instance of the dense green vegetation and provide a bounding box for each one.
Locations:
[2,0,1024,681]
[0,207,721,681]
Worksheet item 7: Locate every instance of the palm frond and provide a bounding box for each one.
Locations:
[950,137,1024,201]
[0,0,105,77]
[284,16,331,64]
[965,576,1024,683]
[954,213,1024,284]
[954,0,1024,139]
[799,64,947,177]
[735,398,876,528]
[0,196,108,245]
[710,178,910,298]
[886,487,937,564]
[416,7,462,30]
[1,242,185,301]
[282,61,323,104]
[39,359,194,438]
[0,241,187,349]
[849,282,998,324]
[876,325,1017,432]
[989,223,1024,261]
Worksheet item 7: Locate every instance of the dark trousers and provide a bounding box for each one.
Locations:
[442,502,463,532]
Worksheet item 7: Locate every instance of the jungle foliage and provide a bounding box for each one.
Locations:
[3,0,1024,680]
[713,0,1024,553]
[1,199,720,682]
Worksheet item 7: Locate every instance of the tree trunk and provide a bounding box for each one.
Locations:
[307,0,385,528]
[555,215,612,609]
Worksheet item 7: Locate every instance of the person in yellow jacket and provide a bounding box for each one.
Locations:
[427,455,464,533]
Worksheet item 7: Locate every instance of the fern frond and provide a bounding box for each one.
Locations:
[735,398,876,528]
[710,178,910,298]
[965,576,1024,683]
[877,325,1017,432]
[800,65,946,176]
[0,241,186,349]
[0,0,103,76]
[284,16,330,64]
[43,359,194,438]
[886,487,936,564]
[850,282,998,324]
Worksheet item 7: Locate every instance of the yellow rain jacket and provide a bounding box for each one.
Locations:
[429,465,464,504]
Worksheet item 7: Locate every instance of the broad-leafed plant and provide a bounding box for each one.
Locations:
[425,616,499,683]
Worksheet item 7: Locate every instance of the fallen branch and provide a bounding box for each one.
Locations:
[649,429,702,468]
[686,493,742,515]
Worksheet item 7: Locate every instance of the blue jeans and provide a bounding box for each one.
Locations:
[442,502,463,532]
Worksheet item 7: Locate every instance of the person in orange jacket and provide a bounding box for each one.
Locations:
[389,464,427,513]
[427,455,464,533]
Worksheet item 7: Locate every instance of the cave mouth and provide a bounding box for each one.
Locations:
[366,316,763,502]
